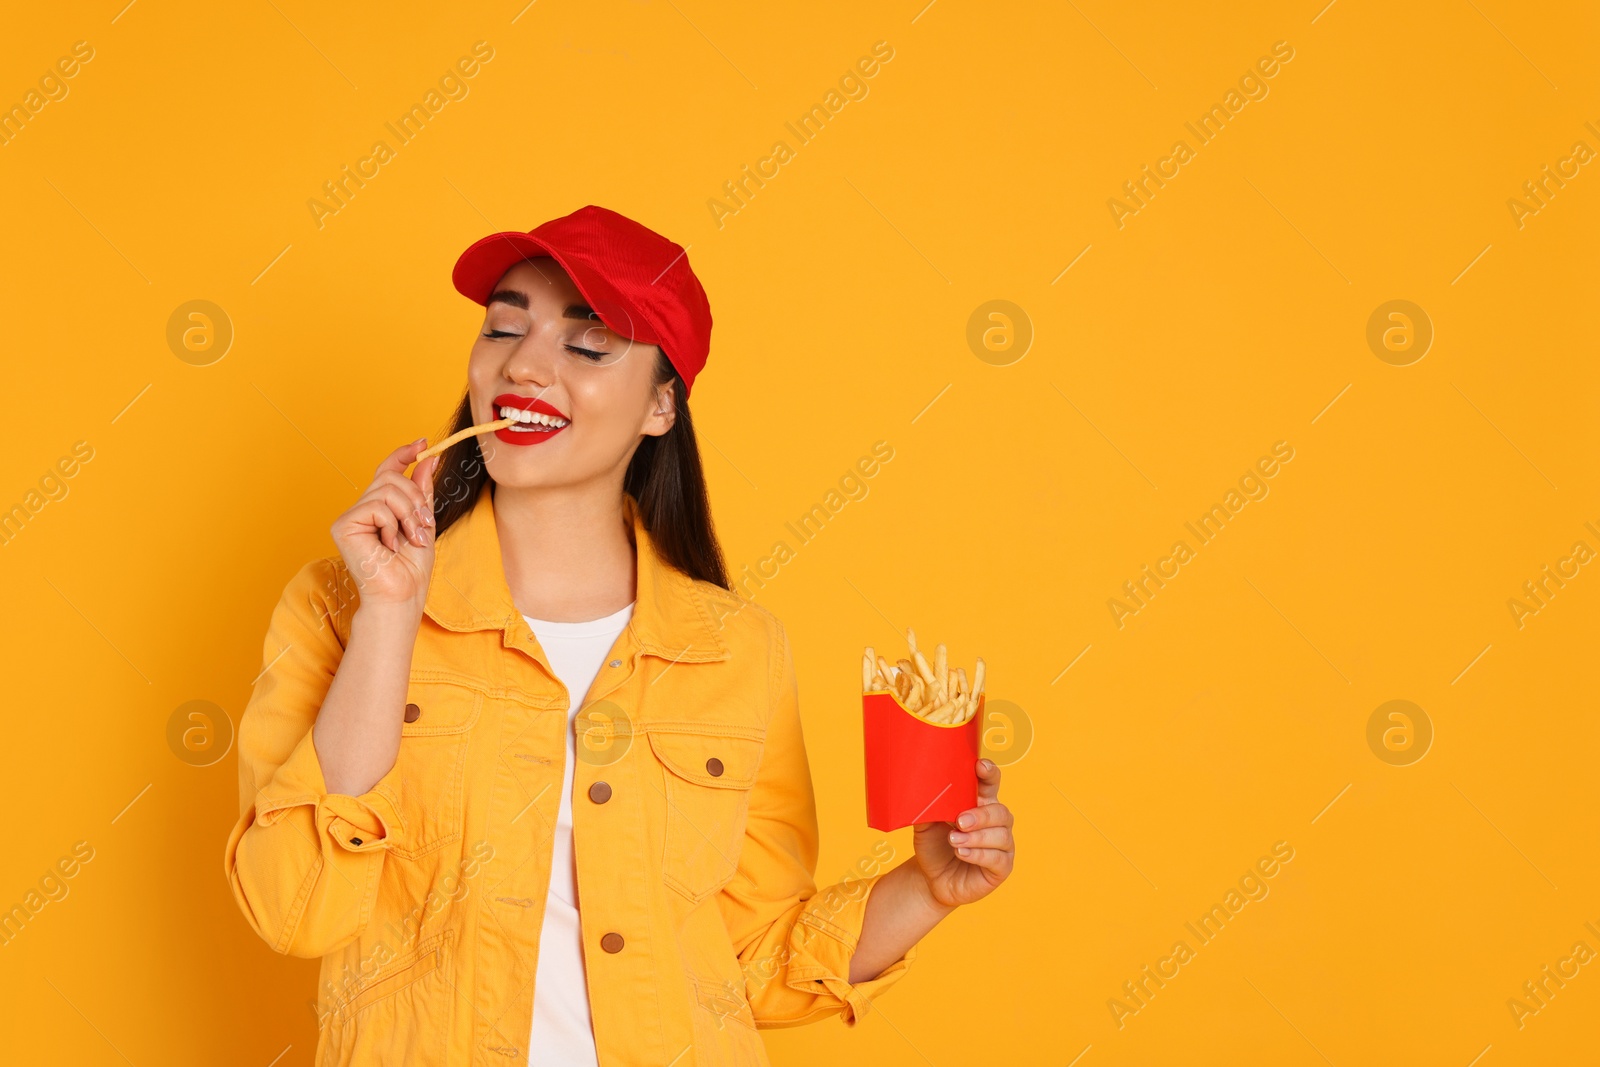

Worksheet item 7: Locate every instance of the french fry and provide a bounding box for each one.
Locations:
[416,416,517,461]
[863,632,986,725]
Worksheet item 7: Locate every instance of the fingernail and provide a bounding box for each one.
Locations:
[957,813,974,829]
[956,847,972,857]
[949,831,967,844]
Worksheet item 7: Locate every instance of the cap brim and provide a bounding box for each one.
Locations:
[451,231,659,347]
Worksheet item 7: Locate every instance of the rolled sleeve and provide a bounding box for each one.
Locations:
[224,556,406,958]
[255,723,405,852]
[783,870,919,1025]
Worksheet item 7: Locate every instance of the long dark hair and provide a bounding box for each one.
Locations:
[428,351,729,590]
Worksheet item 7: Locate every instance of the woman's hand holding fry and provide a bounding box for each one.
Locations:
[330,439,440,615]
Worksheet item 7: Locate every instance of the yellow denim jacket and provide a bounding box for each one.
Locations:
[224,487,915,1066]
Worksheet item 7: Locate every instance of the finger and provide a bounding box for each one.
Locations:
[412,454,440,518]
[952,845,1013,873]
[954,803,1013,833]
[975,757,1002,803]
[378,438,428,479]
[369,484,427,546]
[948,826,1012,851]
[357,486,420,549]
[360,497,400,554]
[372,469,428,523]
[360,483,425,550]
[375,469,432,533]
[947,809,1011,844]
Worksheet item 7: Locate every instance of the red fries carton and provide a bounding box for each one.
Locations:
[863,689,984,831]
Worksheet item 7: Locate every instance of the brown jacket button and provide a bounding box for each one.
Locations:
[588,781,612,804]
[705,757,724,777]
[600,932,625,953]
[404,703,421,723]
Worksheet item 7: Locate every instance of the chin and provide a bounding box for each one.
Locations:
[483,460,558,489]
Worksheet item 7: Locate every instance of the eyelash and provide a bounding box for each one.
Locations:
[482,330,606,362]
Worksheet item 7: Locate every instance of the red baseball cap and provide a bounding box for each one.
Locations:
[451,205,713,395]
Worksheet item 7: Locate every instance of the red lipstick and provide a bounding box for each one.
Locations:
[491,393,570,447]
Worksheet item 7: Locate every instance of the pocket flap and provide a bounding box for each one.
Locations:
[647,726,764,789]
[400,675,485,735]
[336,929,450,1020]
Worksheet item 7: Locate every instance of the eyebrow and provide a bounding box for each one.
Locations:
[485,290,599,323]
[485,289,527,310]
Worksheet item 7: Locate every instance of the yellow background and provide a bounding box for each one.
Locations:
[1,1,1595,1063]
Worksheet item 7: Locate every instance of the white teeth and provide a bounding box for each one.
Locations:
[499,405,569,429]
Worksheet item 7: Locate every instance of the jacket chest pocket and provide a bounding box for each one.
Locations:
[392,678,483,861]
[646,726,765,905]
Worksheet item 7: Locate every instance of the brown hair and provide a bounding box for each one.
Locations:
[428,350,730,590]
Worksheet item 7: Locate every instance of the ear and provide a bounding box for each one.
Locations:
[642,376,676,438]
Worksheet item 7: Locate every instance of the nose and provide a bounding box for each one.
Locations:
[501,323,562,389]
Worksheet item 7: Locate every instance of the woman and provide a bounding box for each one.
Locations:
[224,205,1016,1066]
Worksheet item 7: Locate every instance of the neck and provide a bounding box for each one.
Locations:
[492,480,637,623]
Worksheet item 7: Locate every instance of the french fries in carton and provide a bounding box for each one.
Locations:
[861,629,985,831]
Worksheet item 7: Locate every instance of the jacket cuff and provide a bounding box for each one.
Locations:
[254,726,405,853]
[784,870,919,1026]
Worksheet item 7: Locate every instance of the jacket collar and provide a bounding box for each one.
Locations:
[423,485,729,663]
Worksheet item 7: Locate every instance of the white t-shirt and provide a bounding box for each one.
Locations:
[522,601,634,1067]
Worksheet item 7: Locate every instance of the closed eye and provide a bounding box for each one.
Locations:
[483,329,520,339]
[565,344,608,362]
